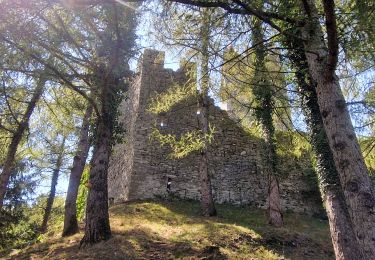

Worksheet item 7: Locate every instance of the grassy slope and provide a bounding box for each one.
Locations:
[3,199,334,260]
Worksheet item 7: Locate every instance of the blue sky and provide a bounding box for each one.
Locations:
[32,1,375,201]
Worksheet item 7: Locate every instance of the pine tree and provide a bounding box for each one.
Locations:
[251,18,282,227]
[80,3,137,246]
[286,35,363,259]
[62,105,92,236]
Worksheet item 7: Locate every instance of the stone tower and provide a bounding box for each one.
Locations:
[108,49,323,215]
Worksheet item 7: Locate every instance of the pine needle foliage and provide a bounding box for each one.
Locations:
[150,124,216,159]
[76,166,89,221]
[148,81,197,115]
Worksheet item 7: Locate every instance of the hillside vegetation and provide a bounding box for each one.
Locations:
[3,199,333,260]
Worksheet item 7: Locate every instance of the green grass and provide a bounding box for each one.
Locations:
[3,199,334,259]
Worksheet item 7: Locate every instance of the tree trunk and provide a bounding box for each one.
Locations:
[252,18,283,227]
[80,117,111,246]
[198,95,217,217]
[197,8,216,217]
[62,105,92,237]
[262,123,283,227]
[79,3,136,246]
[301,0,375,257]
[287,36,363,259]
[268,174,283,227]
[41,137,66,233]
[324,190,364,260]
[0,77,46,208]
[198,147,217,217]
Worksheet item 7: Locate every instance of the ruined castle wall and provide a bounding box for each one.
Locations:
[108,73,141,201]
[108,49,323,215]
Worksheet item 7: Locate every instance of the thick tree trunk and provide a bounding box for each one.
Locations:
[287,37,363,259]
[41,138,66,233]
[197,8,216,217]
[80,117,111,246]
[0,77,45,208]
[324,190,363,260]
[62,105,92,237]
[301,1,375,257]
[79,3,136,246]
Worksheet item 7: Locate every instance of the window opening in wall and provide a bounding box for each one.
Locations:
[167,177,172,193]
[160,113,166,128]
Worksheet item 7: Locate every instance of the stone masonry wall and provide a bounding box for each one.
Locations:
[108,49,323,215]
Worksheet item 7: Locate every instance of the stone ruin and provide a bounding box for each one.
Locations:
[108,49,323,215]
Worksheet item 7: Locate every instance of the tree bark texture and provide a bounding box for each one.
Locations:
[198,95,217,217]
[267,174,283,227]
[62,105,92,237]
[80,3,137,245]
[197,8,216,217]
[287,37,363,259]
[80,117,111,246]
[301,0,375,257]
[41,137,66,233]
[0,77,46,208]
[252,18,283,227]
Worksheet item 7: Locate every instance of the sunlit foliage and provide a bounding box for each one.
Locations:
[150,124,215,159]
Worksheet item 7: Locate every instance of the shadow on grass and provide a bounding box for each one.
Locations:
[112,228,227,260]
[8,199,333,260]
[7,226,227,260]
[113,198,334,260]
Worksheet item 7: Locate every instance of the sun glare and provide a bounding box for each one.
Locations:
[114,0,137,10]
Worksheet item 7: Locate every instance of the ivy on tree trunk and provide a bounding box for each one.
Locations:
[287,35,363,259]
[80,116,112,246]
[300,0,375,257]
[252,17,283,228]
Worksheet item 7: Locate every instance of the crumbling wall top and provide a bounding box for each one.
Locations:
[137,49,165,71]
[137,49,196,75]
